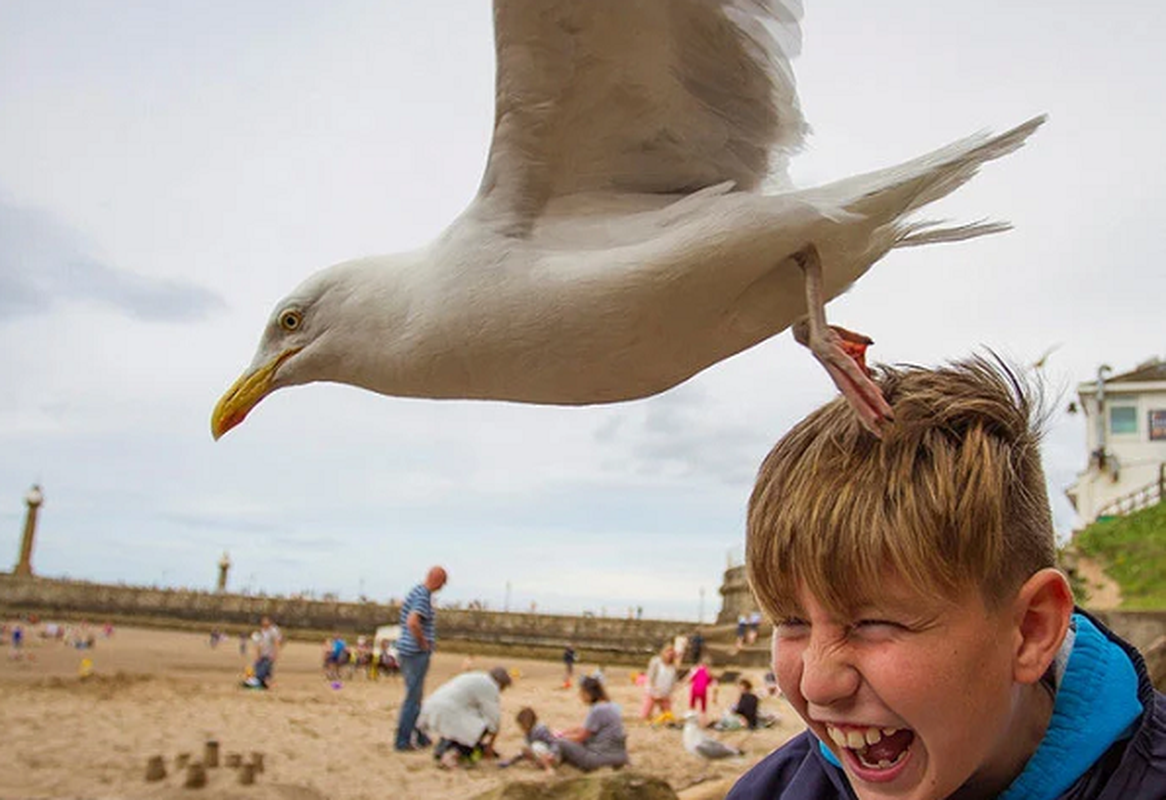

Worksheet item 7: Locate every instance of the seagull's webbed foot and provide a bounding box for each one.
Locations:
[792,245,894,437]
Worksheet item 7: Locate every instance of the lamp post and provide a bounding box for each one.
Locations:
[14,484,44,578]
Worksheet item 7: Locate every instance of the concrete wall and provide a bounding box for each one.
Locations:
[0,575,691,662]
[1092,609,1166,655]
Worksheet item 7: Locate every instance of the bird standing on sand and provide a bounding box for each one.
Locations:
[212,0,1044,441]
[683,712,744,760]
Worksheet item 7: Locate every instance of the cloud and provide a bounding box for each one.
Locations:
[594,382,782,487]
[0,200,225,323]
[156,511,282,535]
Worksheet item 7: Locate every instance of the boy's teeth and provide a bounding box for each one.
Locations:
[826,725,900,750]
[858,748,908,770]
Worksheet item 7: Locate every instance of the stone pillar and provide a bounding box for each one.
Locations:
[14,484,43,578]
[216,552,231,593]
[716,564,760,625]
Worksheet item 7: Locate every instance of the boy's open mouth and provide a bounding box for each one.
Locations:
[826,724,915,770]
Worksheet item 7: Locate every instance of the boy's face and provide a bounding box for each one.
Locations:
[773,575,1031,800]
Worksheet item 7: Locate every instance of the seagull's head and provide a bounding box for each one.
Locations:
[211,258,397,440]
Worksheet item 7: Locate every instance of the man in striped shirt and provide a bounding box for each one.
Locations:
[394,565,448,751]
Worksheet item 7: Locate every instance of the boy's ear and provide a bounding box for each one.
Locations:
[1012,568,1074,684]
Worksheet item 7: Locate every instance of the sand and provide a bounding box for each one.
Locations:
[0,623,803,800]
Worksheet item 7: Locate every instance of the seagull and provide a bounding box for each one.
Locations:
[1030,342,1063,370]
[212,0,1044,440]
[683,712,743,760]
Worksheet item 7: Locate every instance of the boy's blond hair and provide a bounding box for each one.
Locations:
[747,356,1055,620]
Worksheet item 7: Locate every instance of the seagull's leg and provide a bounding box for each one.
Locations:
[791,245,894,436]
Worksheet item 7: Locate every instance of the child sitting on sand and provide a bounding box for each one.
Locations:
[499,707,560,773]
[728,357,1165,800]
[718,678,760,731]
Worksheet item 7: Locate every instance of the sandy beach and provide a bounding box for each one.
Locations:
[0,623,802,799]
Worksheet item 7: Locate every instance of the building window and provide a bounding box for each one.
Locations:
[1151,410,1166,441]
[1109,405,1137,435]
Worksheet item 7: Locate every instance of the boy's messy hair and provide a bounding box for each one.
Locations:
[516,707,537,728]
[747,355,1055,620]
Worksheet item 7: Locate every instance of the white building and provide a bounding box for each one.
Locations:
[1065,357,1166,527]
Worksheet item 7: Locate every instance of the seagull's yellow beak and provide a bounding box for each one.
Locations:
[211,347,301,440]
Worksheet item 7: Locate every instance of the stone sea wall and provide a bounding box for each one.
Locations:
[0,575,691,662]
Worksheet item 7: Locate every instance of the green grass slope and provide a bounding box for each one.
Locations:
[1074,500,1166,609]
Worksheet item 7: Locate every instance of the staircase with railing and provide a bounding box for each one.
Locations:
[1095,462,1165,519]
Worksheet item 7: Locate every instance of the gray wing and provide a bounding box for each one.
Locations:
[695,738,742,759]
[474,0,807,233]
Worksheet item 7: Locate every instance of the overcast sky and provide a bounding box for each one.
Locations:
[1,1,1163,621]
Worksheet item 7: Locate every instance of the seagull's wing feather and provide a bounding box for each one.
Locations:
[475,0,806,232]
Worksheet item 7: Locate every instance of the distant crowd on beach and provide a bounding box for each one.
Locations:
[2,616,111,660]
[204,562,779,777]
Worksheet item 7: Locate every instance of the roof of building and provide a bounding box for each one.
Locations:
[1108,358,1166,383]
[1079,357,1166,391]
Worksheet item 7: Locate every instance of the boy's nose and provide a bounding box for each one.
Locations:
[799,638,860,706]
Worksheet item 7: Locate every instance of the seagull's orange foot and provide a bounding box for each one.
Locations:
[832,325,874,376]
[795,320,893,437]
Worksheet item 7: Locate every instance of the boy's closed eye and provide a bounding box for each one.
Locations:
[773,617,810,638]
[772,616,916,640]
[848,618,909,640]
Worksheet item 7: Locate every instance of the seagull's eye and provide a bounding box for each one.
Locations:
[279,310,302,332]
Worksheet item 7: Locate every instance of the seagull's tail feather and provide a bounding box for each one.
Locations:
[784,115,1044,292]
[896,218,1014,247]
[797,114,1042,226]
[801,114,1043,214]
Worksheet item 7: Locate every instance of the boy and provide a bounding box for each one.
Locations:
[728,357,1164,800]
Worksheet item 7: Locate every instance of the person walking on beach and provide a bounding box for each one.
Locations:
[562,643,577,688]
[245,616,281,689]
[687,628,704,664]
[395,565,448,752]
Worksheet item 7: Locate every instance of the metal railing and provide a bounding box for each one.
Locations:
[1095,462,1165,519]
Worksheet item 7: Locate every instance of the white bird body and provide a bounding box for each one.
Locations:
[683,713,743,760]
[213,0,1044,438]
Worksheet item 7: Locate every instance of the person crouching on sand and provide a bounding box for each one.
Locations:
[417,666,512,769]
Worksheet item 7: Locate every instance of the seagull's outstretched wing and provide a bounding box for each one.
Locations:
[475,0,807,232]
